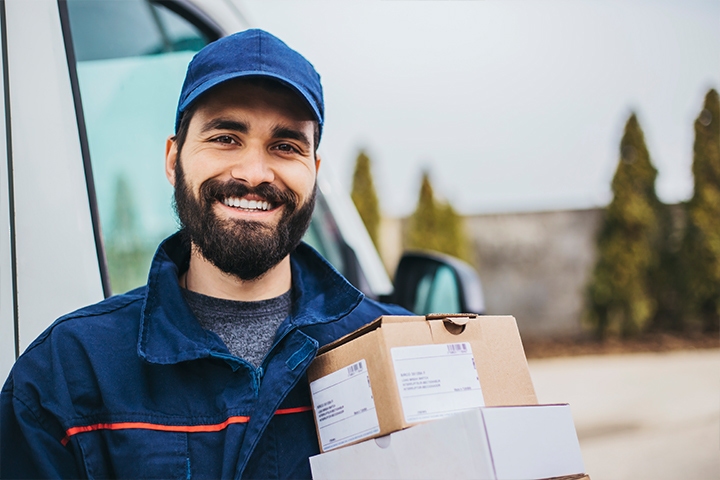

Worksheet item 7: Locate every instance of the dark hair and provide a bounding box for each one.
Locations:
[173,102,199,154]
[173,78,320,154]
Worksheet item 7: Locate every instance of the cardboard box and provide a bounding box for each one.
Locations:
[309,404,587,480]
[307,315,537,452]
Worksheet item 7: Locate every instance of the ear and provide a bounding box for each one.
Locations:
[165,136,178,187]
[314,154,322,174]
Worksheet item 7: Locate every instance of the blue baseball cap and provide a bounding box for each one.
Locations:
[175,29,324,138]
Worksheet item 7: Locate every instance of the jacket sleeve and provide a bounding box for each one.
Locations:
[1,374,81,479]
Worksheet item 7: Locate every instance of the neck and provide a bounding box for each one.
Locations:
[182,246,292,301]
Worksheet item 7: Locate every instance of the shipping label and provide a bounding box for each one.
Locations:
[391,342,485,423]
[310,359,380,451]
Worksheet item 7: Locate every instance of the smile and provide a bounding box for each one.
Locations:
[222,196,273,211]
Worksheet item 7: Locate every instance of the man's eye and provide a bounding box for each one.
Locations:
[275,143,298,153]
[212,135,236,144]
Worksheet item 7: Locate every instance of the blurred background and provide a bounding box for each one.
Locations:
[238,2,720,478]
[237,0,720,342]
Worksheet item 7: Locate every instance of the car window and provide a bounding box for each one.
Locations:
[412,265,461,314]
[65,0,215,293]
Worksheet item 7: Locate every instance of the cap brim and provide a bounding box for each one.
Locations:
[175,71,323,133]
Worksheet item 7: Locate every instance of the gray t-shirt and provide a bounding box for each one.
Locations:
[181,288,292,367]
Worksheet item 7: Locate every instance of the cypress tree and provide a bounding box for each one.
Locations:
[586,113,663,338]
[682,89,720,332]
[350,150,381,249]
[647,202,683,332]
[406,170,473,263]
[407,171,440,252]
[437,203,473,263]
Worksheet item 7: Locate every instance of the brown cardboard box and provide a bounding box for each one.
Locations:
[307,314,537,452]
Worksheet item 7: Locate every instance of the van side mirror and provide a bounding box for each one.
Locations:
[392,251,485,315]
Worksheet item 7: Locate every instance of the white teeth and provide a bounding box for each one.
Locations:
[223,197,271,211]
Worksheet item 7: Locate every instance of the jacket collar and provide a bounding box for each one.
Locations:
[137,233,363,365]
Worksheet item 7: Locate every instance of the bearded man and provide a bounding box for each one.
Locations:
[1,29,408,479]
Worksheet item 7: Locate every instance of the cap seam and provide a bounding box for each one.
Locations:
[258,30,265,72]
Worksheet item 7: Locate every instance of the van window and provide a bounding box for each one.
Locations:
[65,0,214,293]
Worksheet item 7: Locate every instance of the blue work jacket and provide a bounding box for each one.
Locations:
[0,233,410,479]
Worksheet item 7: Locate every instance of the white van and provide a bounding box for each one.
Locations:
[0,0,484,380]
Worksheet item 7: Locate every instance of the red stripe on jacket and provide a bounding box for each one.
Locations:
[60,406,312,446]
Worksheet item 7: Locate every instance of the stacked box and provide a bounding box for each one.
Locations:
[309,404,588,480]
[307,314,537,452]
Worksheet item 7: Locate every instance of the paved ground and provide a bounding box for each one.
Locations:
[528,349,720,480]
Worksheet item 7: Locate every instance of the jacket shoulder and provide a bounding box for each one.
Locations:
[17,287,146,359]
[355,296,412,317]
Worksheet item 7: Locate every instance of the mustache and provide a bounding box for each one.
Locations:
[199,179,298,210]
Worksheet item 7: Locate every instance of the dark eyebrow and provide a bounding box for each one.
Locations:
[271,125,312,150]
[200,118,249,134]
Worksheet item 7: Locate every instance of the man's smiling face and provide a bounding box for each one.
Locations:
[166,78,320,280]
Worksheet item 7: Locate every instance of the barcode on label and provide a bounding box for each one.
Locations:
[347,361,364,376]
[446,343,468,354]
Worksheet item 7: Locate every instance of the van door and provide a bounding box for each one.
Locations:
[0,0,107,379]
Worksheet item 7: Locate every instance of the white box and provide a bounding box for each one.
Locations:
[310,404,586,480]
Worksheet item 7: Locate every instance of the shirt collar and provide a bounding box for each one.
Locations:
[138,233,363,365]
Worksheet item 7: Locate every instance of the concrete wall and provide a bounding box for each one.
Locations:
[379,208,604,339]
[465,209,603,339]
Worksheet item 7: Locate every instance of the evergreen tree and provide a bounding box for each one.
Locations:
[407,171,440,251]
[682,89,720,332]
[406,170,472,263]
[437,203,473,263]
[586,114,663,338]
[647,201,683,332]
[350,150,381,249]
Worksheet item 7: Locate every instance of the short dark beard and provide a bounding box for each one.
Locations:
[173,155,316,281]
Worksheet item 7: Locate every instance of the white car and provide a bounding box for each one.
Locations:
[0,0,483,380]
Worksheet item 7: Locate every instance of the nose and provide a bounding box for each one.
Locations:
[230,148,275,187]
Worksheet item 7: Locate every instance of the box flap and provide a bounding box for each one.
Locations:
[317,316,383,356]
[426,313,477,323]
[318,315,479,355]
[317,316,423,356]
[377,315,427,324]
